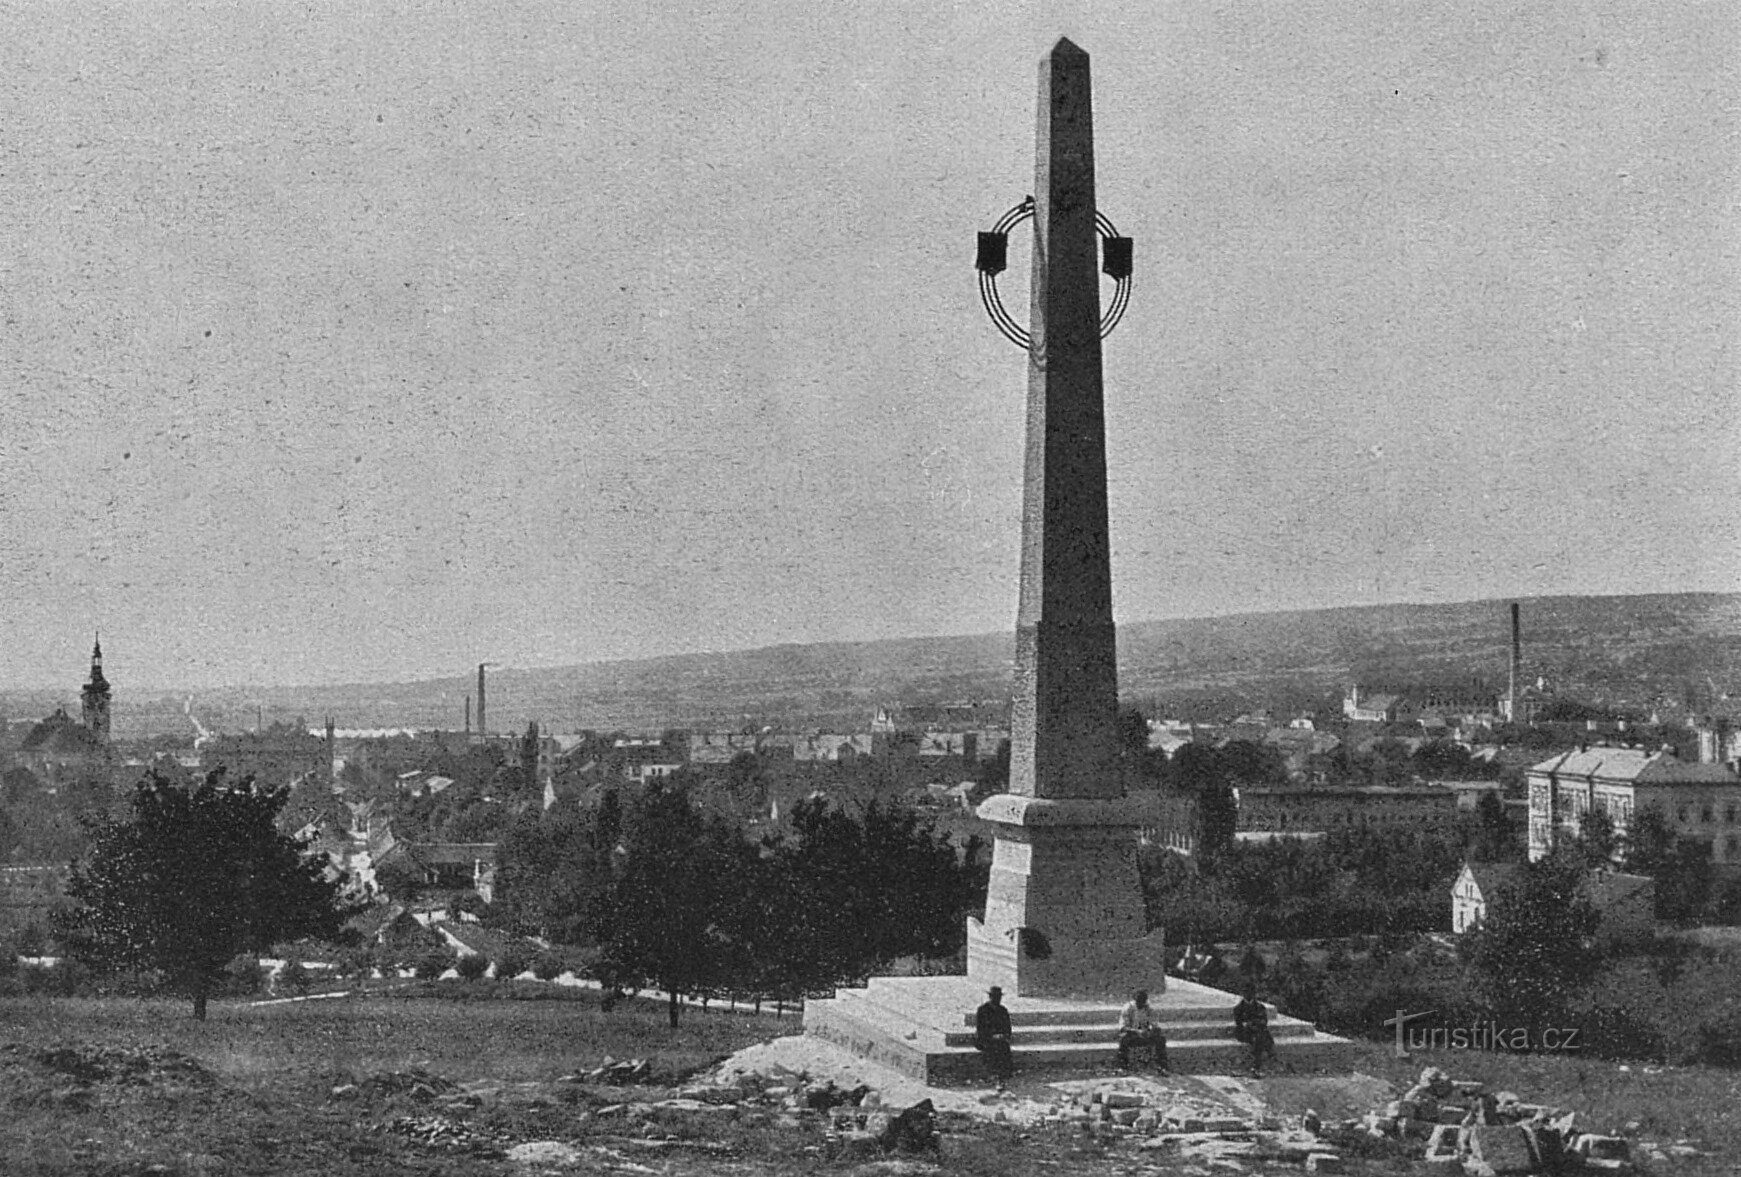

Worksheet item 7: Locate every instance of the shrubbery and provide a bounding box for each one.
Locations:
[494,944,532,980]
[220,954,268,996]
[531,951,566,982]
[455,953,489,981]
[414,950,451,980]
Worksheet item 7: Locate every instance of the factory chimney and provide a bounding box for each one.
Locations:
[1507,602,1522,722]
[477,663,488,739]
[464,695,471,737]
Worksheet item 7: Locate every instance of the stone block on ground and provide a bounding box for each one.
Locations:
[1305,1152,1344,1173]
[1468,1125,1534,1174]
[829,1131,884,1161]
[1425,1124,1467,1164]
[1521,1124,1565,1173]
[1575,1135,1633,1171]
[879,1099,940,1154]
[507,1141,582,1167]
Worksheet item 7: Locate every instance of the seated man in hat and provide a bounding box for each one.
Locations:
[1117,989,1169,1072]
[974,985,1014,1089]
[1233,983,1276,1077]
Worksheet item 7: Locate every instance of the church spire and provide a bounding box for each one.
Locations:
[83,634,111,745]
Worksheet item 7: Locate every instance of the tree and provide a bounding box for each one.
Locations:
[1622,803,1714,923]
[56,771,355,1019]
[1577,807,1618,869]
[1197,782,1237,870]
[1464,848,1599,1032]
[587,781,745,1027]
[1468,791,1520,862]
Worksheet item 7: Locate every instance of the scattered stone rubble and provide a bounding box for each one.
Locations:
[329,1052,1715,1173]
[20,1043,211,1087]
[1336,1067,1641,1175]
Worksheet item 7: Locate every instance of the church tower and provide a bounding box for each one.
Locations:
[81,635,112,746]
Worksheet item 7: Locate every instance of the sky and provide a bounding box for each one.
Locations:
[2,1,1736,689]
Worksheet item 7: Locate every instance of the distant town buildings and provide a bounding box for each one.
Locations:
[1237,784,1459,837]
[202,719,336,791]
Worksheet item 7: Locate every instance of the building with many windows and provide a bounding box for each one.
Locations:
[1526,746,1741,867]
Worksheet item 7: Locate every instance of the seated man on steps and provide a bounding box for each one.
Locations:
[1116,989,1169,1072]
[1232,984,1276,1077]
[974,985,1014,1090]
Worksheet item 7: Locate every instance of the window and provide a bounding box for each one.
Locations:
[1728,805,1737,824]
[1702,805,1714,823]
[1678,807,1690,824]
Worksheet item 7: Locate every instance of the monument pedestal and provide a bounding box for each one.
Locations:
[803,974,1353,1086]
[966,794,1169,999]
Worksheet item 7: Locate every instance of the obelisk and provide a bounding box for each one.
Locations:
[966,38,1165,999]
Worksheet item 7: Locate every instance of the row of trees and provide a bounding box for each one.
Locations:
[491,782,987,1026]
[1139,824,1471,943]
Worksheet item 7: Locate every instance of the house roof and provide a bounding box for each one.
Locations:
[1532,747,1739,785]
[1461,861,1521,896]
[18,710,101,756]
[1580,871,1654,909]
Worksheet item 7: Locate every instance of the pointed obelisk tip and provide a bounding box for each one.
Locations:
[1050,36,1088,59]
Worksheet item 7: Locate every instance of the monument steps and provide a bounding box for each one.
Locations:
[805,975,1358,1086]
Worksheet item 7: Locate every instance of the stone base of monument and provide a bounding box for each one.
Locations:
[963,915,1170,999]
[803,974,1356,1086]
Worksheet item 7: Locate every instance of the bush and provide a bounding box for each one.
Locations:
[221,954,268,996]
[19,958,90,997]
[455,953,489,981]
[532,951,565,981]
[330,946,370,981]
[414,950,452,980]
[494,944,532,980]
[280,957,310,994]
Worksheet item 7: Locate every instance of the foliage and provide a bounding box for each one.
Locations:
[531,951,566,982]
[492,793,619,941]
[56,771,355,1019]
[413,950,450,980]
[757,796,980,997]
[1622,804,1714,924]
[1578,806,1618,868]
[1464,847,1600,1030]
[586,781,746,1027]
[455,953,489,981]
[493,944,532,980]
[1140,827,1457,942]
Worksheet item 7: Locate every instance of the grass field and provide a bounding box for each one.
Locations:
[1,986,789,1176]
[2,987,1736,1176]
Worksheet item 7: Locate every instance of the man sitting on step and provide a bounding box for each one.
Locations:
[974,986,1014,1090]
[1116,989,1169,1072]
[1233,984,1276,1077]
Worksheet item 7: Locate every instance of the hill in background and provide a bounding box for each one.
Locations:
[7,593,1738,739]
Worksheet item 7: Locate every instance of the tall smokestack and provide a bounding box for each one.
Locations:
[464,695,471,736]
[477,663,487,738]
[1508,602,1521,722]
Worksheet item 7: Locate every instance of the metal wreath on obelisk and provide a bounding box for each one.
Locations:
[966,37,1167,999]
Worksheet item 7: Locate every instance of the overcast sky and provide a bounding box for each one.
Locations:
[2,1,1735,690]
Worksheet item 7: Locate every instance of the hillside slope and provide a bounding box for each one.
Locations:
[15,592,1732,738]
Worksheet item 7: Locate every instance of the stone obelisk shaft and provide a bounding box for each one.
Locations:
[1010,38,1120,800]
[967,39,1163,1000]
